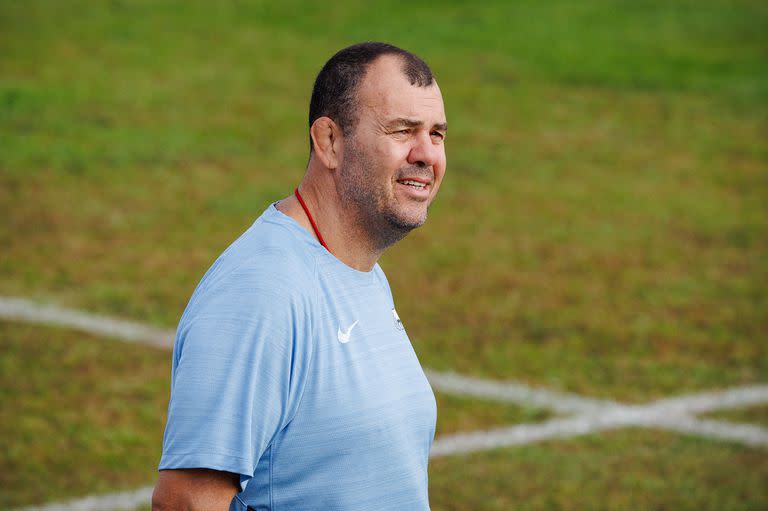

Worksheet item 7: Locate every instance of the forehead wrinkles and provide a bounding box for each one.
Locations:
[359,84,445,128]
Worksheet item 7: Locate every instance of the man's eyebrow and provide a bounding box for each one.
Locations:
[387,118,422,129]
[387,118,448,131]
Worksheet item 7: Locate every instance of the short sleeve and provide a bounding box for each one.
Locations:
[159,251,315,488]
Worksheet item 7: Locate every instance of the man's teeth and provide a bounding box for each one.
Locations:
[400,180,426,189]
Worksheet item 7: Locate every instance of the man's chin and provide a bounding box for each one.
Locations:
[388,210,428,232]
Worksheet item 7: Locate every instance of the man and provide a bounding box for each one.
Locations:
[152,42,448,510]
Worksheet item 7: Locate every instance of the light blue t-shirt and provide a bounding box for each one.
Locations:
[159,204,437,510]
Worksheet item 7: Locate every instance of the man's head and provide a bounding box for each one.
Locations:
[308,43,447,250]
[308,42,435,151]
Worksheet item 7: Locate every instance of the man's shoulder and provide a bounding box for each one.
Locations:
[189,206,320,306]
[223,205,317,270]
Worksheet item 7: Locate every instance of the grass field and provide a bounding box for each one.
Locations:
[1,0,766,509]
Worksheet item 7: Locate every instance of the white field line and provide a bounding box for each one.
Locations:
[650,417,768,448]
[424,369,619,413]
[14,486,154,511]
[0,296,173,349]
[5,295,768,511]
[639,384,768,415]
[431,385,768,456]
[431,413,627,457]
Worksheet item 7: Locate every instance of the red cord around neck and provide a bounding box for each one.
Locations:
[294,188,330,252]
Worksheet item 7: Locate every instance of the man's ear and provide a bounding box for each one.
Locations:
[310,117,341,170]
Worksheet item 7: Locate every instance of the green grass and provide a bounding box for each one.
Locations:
[0,321,168,508]
[429,429,768,511]
[1,1,764,401]
[1,0,766,508]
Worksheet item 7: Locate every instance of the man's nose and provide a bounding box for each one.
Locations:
[407,131,442,168]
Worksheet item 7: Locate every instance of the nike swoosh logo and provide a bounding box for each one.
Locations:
[337,320,359,344]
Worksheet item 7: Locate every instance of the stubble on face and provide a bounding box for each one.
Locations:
[338,135,431,251]
[334,55,446,253]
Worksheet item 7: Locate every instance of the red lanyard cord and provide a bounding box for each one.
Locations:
[294,188,330,252]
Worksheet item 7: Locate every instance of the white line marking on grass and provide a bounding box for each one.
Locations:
[431,413,626,457]
[651,417,768,448]
[0,296,174,349]
[431,385,768,456]
[14,486,154,511]
[5,295,768,511]
[640,384,768,415]
[424,369,619,413]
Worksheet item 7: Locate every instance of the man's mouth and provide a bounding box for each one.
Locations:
[397,179,428,190]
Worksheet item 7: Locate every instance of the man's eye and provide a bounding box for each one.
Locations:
[431,131,445,140]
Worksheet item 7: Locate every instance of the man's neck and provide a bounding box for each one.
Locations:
[276,185,383,272]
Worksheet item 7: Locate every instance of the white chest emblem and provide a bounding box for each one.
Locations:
[392,308,404,330]
[337,320,359,344]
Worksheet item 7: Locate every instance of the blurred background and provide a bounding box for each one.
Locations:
[1,1,766,509]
